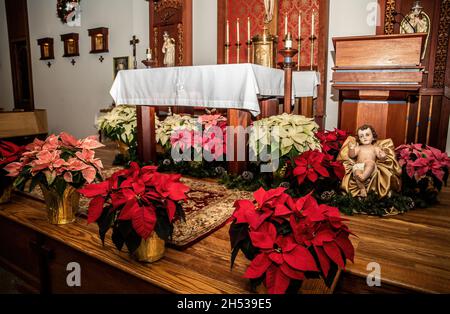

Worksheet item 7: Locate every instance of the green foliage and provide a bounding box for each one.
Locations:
[325,192,415,216]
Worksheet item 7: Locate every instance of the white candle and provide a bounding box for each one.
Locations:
[298,12,302,38]
[311,10,315,37]
[284,14,288,36]
[226,20,230,43]
[237,18,240,43]
[247,17,251,41]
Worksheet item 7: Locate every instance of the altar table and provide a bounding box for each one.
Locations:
[110,64,319,116]
[110,64,320,173]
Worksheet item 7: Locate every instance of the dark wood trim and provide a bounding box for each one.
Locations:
[438,33,450,150]
[217,0,226,64]
[182,0,193,66]
[5,0,34,111]
[316,0,330,129]
[136,106,157,164]
[227,109,251,174]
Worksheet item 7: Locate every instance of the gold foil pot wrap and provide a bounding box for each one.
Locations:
[252,28,278,68]
[39,184,79,225]
[0,184,13,204]
[135,232,166,263]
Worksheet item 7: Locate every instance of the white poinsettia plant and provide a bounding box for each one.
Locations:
[249,113,321,159]
[96,105,137,147]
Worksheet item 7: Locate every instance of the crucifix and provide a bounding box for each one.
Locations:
[129,35,140,69]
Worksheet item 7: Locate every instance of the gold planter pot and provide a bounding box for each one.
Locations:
[0,184,13,204]
[134,232,165,263]
[39,184,79,225]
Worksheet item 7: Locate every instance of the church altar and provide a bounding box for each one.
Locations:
[110,63,320,116]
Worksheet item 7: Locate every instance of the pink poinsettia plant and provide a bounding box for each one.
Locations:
[170,114,227,161]
[395,143,449,207]
[396,143,449,183]
[4,133,104,195]
[79,162,189,253]
[229,187,354,294]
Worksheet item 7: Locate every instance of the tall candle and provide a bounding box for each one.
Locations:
[226,20,230,43]
[284,14,288,35]
[247,17,251,41]
[237,18,240,43]
[298,12,302,38]
[311,10,315,37]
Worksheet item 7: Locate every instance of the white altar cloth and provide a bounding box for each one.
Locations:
[110,63,319,116]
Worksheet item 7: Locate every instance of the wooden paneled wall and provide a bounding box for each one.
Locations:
[378,0,450,149]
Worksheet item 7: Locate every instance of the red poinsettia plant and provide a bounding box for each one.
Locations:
[79,162,189,254]
[315,128,349,158]
[229,187,354,294]
[290,150,345,197]
[4,132,104,195]
[0,140,24,191]
[395,143,449,207]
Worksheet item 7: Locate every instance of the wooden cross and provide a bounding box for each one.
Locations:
[129,35,140,69]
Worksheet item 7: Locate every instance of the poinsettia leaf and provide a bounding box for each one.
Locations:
[131,205,157,240]
[87,196,105,224]
[249,222,277,249]
[280,263,305,280]
[323,241,345,269]
[314,246,330,278]
[323,262,339,288]
[229,221,250,249]
[124,227,142,254]
[311,229,335,246]
[283,245,319,271]
[166,199,177,222]
[96,206,115,245]
[244,253,272,279]
[154,205,173,241]
[112,225,126,251]
[265,264,291,294]
[335,233,354,263]
[230,245,241,270]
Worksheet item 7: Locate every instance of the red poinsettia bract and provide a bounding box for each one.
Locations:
[79,162,189,240]
[315,128,349,155]
[0,140,24,168]
[230,188,354,294]
[293,150,344,185]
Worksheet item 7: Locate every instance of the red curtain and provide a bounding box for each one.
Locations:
[226,0,320,67]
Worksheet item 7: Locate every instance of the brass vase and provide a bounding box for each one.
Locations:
[39,184,79,225]
[134,232,165,263]
[0,184,13,204]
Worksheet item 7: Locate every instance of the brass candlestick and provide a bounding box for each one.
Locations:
[236,42,242,64]
[246,40,252,63]
[224,43,230,64]
[279,47,298,113]
[309,35,317,71]
[296,37,303,71]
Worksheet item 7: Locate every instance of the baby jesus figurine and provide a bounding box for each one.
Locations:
[348,125,388,197]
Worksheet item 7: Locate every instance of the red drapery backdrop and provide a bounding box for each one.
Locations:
[226,0,320,67]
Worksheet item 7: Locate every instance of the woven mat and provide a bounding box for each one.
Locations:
[22,168,252,250]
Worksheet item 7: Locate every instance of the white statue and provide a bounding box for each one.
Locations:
[264,0,275,24]
[162,31,176,67]
[399,1,430,59]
